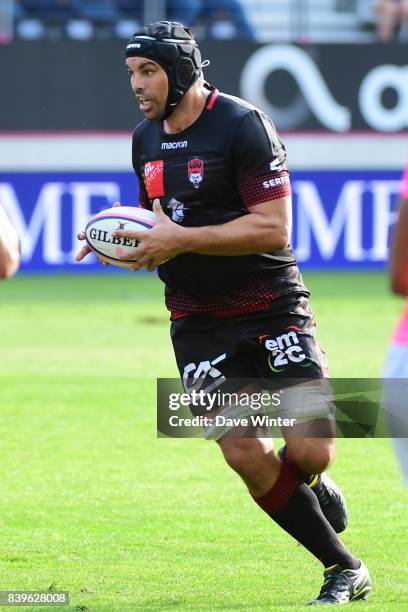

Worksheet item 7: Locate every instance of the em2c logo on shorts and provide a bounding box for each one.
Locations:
[259,326,312,373]
[144,160,165,198]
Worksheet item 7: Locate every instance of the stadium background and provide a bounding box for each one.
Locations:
[1,2,407,271]
[1,1,408,610]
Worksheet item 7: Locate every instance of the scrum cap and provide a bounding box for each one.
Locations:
[125,21,202,119]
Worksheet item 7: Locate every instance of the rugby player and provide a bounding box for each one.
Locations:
[0,204,20,278]
[383,160,408,485]
[76,21,371,604]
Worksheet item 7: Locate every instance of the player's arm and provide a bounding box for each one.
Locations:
[390,195,408,296]
[0,205,20,278]
[187,108,292,254]
[112,194,290,271]
[176,196,291,255]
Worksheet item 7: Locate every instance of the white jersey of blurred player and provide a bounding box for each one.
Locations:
[0,204,20,278]
[383,161,408,485]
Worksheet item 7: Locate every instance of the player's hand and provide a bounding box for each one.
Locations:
[112,199,185,271]
[75,201,122,264]
[75,229,94,262]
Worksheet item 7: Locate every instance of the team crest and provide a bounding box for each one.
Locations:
[188,158,204,189]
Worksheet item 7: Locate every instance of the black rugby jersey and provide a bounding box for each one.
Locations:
[132,86,308,318]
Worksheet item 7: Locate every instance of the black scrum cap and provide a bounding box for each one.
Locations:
[125,21,202,119]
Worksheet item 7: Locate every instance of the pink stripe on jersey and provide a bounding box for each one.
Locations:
[207,89,219,110]
[401,164,408,199]
[392,299,408,344]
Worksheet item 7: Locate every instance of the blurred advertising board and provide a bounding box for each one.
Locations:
[0,169,400,272]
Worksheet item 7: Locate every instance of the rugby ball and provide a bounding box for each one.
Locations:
[85,206,157,268]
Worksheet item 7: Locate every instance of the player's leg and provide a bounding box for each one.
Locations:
[218,430,279,496]
[280,417,348,534]
[171,314,371,604]
[201,362,369,603]
[281,418,336,475]
[217,431,371,605]
[252,302,348,533]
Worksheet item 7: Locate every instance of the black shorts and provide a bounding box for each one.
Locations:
[171,296,328,397]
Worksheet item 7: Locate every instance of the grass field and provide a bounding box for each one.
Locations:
[1,271,408,611]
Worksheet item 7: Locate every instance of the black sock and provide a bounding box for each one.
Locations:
[253,462,360,570]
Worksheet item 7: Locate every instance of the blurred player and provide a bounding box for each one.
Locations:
[76,21,371,605]
[0,204,20,278]
[383,160,408,485]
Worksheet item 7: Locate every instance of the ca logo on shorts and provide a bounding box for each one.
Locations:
[183,353,226,393]
[259,327,310,373]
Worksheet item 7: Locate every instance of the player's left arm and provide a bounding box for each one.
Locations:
[112,194,291,271]
[390,195,408,296]
[0,205,20,278]
[169,195,291,254]
[182,108,293,256]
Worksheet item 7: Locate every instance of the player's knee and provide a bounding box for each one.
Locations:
[307,447,334,474]
[221,441,254,475]
[220,438,271,478]
[288,442,335,474]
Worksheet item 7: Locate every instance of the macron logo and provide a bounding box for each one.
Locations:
[161,141,188,150]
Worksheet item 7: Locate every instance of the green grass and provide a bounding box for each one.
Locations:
[0,272,407,611]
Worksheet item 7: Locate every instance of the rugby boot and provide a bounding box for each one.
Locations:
[307,561,372,605]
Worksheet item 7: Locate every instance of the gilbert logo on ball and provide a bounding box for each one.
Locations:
[85,206,157,268]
